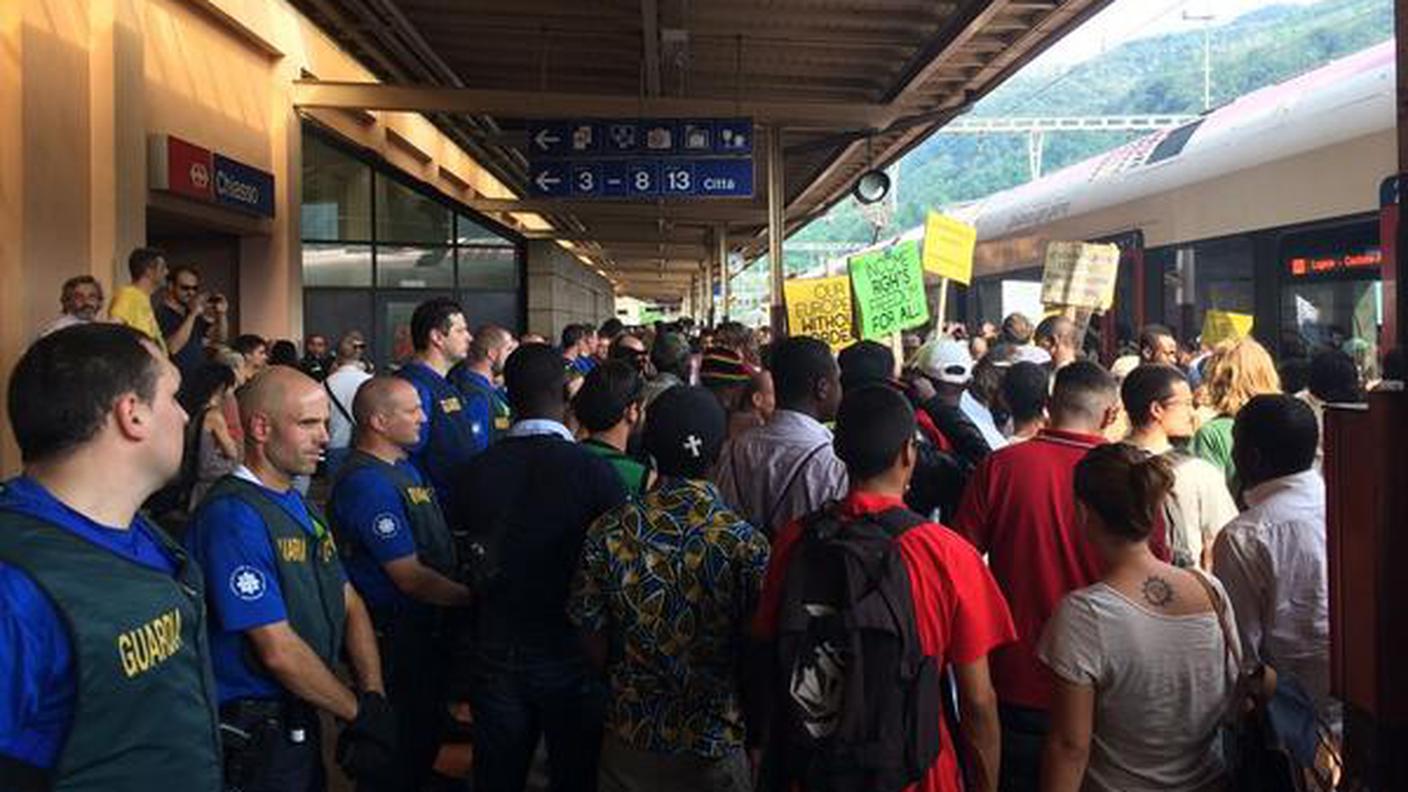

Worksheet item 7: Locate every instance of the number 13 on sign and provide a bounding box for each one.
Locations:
[663,164,694,195]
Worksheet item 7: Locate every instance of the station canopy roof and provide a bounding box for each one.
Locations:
[292,0,1111,302]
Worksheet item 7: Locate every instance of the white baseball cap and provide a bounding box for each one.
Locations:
[914,338,973,384]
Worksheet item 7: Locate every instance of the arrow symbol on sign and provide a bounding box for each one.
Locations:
[534,129,561,151]
[535,171,562,191]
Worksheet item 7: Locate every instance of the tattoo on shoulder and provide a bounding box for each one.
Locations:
[1142,576,1174,607]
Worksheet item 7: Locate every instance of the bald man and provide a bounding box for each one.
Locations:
[449,323,517,451]
[329,376,471,792]
[185,367,394,790]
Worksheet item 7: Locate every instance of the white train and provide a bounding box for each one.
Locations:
[951,40,1394,361]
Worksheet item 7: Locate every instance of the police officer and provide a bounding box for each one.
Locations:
[449,323,516,450]
[329,376,473,791]
[0,324,222,791]
[395,298,476,516]
[185,366,394,790]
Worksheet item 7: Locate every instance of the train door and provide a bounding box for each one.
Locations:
[1145,234,1258,350]
[1276,219,1382,374]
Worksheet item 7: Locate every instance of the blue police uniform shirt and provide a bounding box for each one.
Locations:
[328,459,421,611]
[0,477,176,768]
[184,468,343,704]
[453,368,501,453]
[569,355,597,375]
[399,361,481,492]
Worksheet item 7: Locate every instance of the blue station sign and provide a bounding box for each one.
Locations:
[528,118,753,199]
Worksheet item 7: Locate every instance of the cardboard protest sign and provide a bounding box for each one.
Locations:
[1201,310,1255,347]
[784,275,855,350]
[922,211,977,284]
[1040,241,1121,311]
[848,240,929,341]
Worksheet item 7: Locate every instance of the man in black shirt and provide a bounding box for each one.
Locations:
[453,343,627,792]
[155,264,227,383]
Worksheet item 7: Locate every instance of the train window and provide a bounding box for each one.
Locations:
[1280,281,1382,378]
[1158,237,1256,344]
[1146,120,1204,165]
[1278,221,1382,377]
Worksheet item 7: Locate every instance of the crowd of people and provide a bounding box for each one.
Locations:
[2,246,1399,792]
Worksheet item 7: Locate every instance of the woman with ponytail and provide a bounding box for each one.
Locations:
[1038,443,1240,792]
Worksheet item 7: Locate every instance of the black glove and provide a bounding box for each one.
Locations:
[335,692,398,781]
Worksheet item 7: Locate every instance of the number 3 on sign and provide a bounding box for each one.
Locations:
[663,164,694,195]
[571,165,600,196]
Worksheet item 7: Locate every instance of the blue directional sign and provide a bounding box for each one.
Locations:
[527,117,753,199]
[570,164,600,196]
[601,162,630,196]
[694,159,754,197]
[626,162,660,196]
[530,163,570,196]
[714,120,752,154]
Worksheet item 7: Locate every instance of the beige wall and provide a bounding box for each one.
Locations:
[0,0,609,474]
[526,241,617,341]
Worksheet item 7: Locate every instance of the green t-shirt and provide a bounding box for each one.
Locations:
[1191,415,1237,492]
[582,439,651,496]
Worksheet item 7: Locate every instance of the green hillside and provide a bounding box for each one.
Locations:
[789,0,1392,253]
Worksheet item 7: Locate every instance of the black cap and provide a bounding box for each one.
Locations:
[838,340,896,392]
[644,386,726,479]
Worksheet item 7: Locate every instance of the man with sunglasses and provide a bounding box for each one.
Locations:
[156,264,228,383]
[325,331,374,479]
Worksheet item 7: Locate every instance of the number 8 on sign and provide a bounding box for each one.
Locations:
[627,163,659,196]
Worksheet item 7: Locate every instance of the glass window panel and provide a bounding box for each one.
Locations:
[1161,237,1255,343]
[458,247,519,290]
[376,245,455,289]
[303,243,372,287]
[457,214,511,245]
[458,290,520,333]
[376,175,452,244]
[1281,280,1382,374]
[301,133,372,240]
[376,292,453,369]
[303,289,374,360]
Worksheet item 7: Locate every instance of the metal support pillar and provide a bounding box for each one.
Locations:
[767,125,787,335]
[704,259,715,329]
[716,224,730,322]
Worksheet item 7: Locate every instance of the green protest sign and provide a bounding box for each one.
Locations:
[847,240,930,340]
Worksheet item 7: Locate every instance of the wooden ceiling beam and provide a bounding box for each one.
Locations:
[293,80,899,129]
[466,198,767,223]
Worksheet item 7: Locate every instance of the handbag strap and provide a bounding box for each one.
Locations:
[325,379,355,426]
[1189,569,1241,688]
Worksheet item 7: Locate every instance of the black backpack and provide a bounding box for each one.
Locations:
[772,504,943,792]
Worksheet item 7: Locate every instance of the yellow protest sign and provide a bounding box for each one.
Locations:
[922,212,977,284]
[1040,241,1121,311]
[1201,310,1255,347]
[783,275,855,350]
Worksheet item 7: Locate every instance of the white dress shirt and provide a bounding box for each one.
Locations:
[1213,469,1338,730]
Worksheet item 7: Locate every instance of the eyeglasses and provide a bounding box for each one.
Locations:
[176,283,199,292]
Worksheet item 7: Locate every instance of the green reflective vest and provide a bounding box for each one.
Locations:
[202,475,346,672]
[0,509,222,791]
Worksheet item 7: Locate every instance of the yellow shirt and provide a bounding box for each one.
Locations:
[109,285,167,353]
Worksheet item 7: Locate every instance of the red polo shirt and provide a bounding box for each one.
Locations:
[753,490,1016,792]
[950,428,1169,711]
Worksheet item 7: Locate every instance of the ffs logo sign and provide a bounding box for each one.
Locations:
[189,162,210,190]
